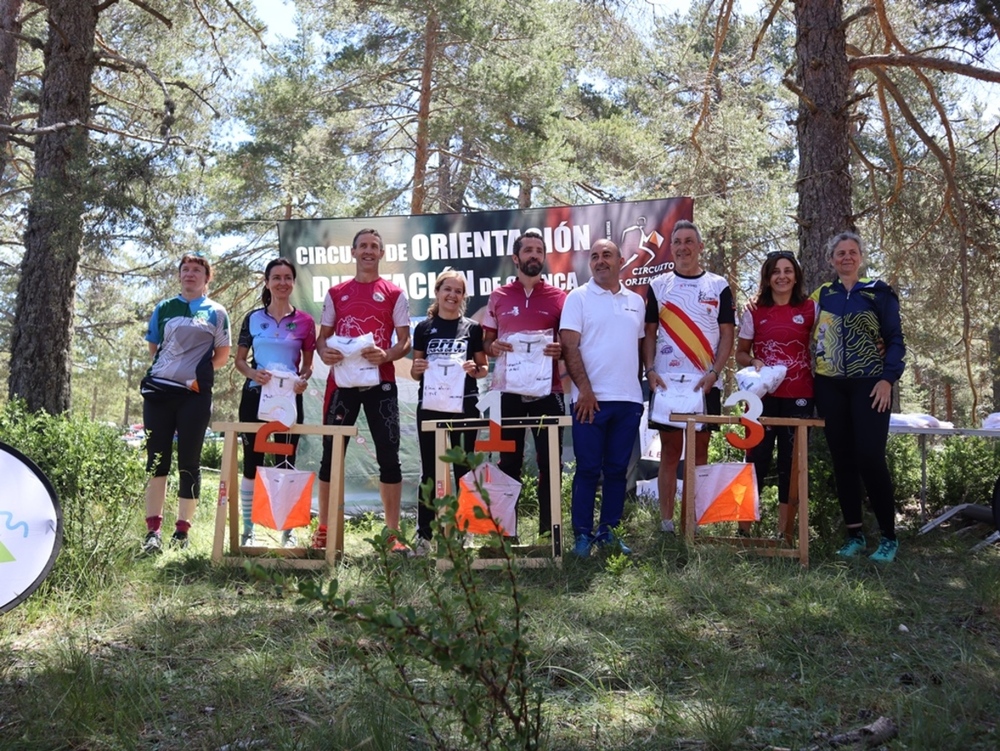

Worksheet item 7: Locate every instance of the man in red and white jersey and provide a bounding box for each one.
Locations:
[315,228,411,551]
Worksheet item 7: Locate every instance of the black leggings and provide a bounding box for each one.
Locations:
[814,375,896,538]
[318,383,402,484]
[415,402,480,540]
[497,392,565,534]
[143,389,212,498]
[238,382,304,479]
[747,395,814,505]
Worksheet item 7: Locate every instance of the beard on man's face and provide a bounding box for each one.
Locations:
[518,257,544,277]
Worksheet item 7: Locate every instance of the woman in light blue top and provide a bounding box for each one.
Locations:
[233,258,316,547]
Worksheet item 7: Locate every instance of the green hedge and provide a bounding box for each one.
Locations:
[0,400,147,592]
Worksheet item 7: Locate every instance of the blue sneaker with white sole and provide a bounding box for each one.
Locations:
[837,534,866,558]
[869,537,898,562]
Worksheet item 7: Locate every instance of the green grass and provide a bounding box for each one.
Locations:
[1,473,999,750]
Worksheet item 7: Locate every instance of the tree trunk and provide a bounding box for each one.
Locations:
[410,9,438,215]
[518,176,531,209]
[990,324,1000,411]
[794,0,853,291]
[8,0,98,414]
[0,0,25,186]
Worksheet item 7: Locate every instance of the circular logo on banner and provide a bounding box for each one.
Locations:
[0,441,62,614]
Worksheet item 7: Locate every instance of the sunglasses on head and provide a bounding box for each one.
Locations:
[766,251,796,261]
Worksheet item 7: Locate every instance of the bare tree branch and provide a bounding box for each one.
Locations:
[871,66,980,419]
[0,28,43,50]
[750,0,785,62]
[874,83,904,207]
[190,0,230,79]
[123,0,172,29]
[691,0,735,155]
[782,76,816,113]
[0,116,210,152]
[850,53,1000,83]
[94,48,177,135]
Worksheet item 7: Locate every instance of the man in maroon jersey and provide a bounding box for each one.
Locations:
[482,230,566,537]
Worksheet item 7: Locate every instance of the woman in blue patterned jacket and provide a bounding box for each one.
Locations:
[812,232,905,562]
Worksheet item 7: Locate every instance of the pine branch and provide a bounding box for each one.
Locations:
[870,66,980,419]
[95,48,175,135]
[0,117,209,152]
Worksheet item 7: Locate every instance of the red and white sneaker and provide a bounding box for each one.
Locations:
[311,526,327,550]
[387,535,409,554]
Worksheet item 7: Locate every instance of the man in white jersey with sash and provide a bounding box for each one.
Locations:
[642,220,735,534]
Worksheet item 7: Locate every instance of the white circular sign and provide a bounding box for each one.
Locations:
[0,441,62,614]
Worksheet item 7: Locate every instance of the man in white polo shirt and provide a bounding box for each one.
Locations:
[560,239,646,557]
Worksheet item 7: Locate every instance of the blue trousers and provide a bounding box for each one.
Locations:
[571,400,643,539]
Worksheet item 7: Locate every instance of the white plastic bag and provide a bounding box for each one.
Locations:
[257,367,299,426]
[735,365,787,397]
[330,333,380,388]
[422,353,467,413]
[649,373,705,429]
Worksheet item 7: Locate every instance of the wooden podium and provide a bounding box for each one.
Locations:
[674,414,824,567]
[210,421,357,568]
[420,416,571,568]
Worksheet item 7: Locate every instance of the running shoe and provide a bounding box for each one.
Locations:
[660,519,675,535]
[836,535,866,558]
[170,530,189,549]
[596,534,632,556]
[409,537,433,558]
[869,537,899,563]
[240,529,255,547]
[387,534,409,554]
[281,529,297,548]
[311,526,327,550]
[141,530,162,556]
[572,533,593,558]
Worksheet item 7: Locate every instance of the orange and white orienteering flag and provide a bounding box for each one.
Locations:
[456,463,520,537]
[694,463,759,525]
[252,467,314,530]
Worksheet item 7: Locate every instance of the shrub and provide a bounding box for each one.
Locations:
[200,433,224,470]
[886,434,923,502]
[927,436,1000,511]
[0,400,147,592]
[295,447,544,751]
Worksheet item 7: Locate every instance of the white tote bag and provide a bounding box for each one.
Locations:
[422,353,467,413]
[330,333,380,388]
[503,329,552,398]
[257,367,299,426]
